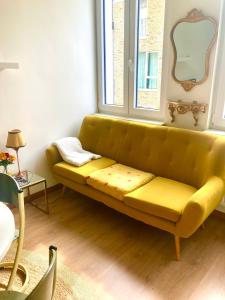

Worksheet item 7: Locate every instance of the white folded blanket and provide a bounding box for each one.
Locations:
[53,137,101,167]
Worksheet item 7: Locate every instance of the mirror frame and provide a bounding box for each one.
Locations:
[171,9,218,91]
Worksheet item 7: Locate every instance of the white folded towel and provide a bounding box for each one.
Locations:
[53,137,101,167]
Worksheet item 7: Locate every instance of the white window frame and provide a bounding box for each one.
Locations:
[211,0,225,129]
[96,0,170,121]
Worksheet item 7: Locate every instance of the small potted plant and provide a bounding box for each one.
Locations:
[0,151,16,174]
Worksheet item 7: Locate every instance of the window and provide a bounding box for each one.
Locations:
[138,52,158,90]
[139,0,147,38]
[103,0,125,106]
[97,0,166,120]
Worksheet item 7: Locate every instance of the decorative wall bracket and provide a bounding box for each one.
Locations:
[168,100,207,127]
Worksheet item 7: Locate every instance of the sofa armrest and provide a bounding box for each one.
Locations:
[176,176,225,238]
[46,145,62,169]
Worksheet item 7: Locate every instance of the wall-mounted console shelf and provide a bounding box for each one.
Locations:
[0,62,19,70]
[168,100,207,127]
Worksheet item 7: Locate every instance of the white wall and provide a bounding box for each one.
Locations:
[165,0,222,130]
[0,0,97,186]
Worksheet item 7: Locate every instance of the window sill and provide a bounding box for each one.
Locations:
[94,113,165,126]
[205,129,225,136]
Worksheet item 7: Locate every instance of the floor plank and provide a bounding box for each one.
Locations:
[16,189,225,300]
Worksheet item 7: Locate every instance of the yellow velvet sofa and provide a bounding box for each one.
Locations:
[46,115,225,260]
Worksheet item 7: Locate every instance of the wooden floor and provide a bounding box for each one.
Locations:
[18,189,225,300]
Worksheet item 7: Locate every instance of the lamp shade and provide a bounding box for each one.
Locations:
[6,129,26,149]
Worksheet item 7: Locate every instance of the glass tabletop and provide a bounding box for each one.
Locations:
[13,171,45,188]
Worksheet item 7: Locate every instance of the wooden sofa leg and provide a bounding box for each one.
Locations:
[174,235,180,261]
[61,185,66,198]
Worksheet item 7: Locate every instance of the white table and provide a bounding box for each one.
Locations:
[0,203,15,261]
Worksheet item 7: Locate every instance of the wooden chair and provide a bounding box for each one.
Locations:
[0,173,29,292]
[0,246,57,300]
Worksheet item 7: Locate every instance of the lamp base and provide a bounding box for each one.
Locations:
[15,171,23,178]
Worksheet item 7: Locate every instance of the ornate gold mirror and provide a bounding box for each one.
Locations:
[171,9,218,91]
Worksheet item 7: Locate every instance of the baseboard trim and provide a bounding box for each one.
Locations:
[25,183,62,201]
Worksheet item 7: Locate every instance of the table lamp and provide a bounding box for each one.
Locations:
[6,129,26,177]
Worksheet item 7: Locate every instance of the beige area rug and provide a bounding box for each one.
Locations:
[0,245,113,300]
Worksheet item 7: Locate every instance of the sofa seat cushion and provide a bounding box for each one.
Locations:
[87,164,155,201]
[124,177,197,222]
[53,157,116,185]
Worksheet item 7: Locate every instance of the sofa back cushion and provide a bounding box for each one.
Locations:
[79,115,225,188]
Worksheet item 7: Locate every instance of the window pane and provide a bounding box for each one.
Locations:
[139,18,147,37]
[139,0,147,37]
[140,0,147,8]
[138,53,146,89]
[103,0,124,106]
[147,78,157,89]
[147,53,158,77]
[136,0,165,109]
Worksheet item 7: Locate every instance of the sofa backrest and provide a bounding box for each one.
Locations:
[79,115,225,188]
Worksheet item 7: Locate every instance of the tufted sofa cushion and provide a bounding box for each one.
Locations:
[79,115,225,189]
[87,164,154,201]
